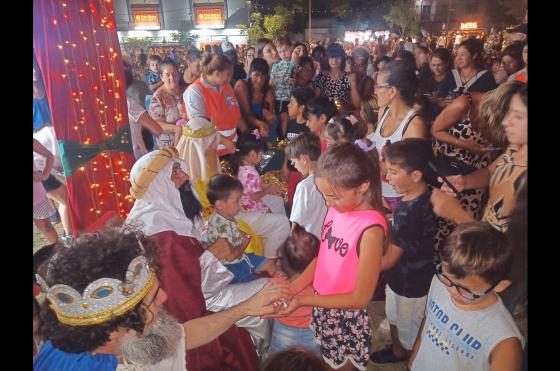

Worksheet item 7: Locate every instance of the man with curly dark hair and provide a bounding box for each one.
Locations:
[33,227,284,370]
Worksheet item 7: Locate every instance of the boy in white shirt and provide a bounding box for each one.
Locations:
[408,222,525,371]
[285,132,327,239]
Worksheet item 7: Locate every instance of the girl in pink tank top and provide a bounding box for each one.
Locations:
[272,143,388,371]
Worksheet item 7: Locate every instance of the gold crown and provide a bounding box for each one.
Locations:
[36,256,155,326]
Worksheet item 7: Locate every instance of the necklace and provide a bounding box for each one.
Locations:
[460,70,480,85]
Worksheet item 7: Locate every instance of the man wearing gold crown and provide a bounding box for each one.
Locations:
[33,227,285,370]
[125,147,288,369]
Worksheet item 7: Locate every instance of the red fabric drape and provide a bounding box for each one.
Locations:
[33,0,134,235]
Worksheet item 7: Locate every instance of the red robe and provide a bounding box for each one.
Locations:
[149,231,259,371]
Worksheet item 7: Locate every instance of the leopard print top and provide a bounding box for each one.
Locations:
[433,93,491,170]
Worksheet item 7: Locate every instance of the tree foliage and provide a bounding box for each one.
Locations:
[238,5,298,44]
[263,5,294,40]
[119,37,153,54]
[237,12,266,45]
[329,0,393,27]
[496,0,528,23]
[169,31,198,49]
[384,0,420,37]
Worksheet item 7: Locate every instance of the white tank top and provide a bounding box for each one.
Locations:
[367,107,418,198]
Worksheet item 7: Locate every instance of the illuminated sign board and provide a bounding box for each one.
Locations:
[460,22,478,30]
[194,7,224,28]
[132,9,160,30]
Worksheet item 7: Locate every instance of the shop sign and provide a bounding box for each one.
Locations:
[195,7,224,28]
[132,9,160,30]
[460,22,478,30]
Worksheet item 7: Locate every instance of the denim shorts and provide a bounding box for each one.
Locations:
[268,320,321,358]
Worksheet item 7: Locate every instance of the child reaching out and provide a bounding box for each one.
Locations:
[284,132,327,239]
[370,139,438,364]
[232,131,286,215]
[206,174,276,283]
[268,224,321,358]
[277,143,389,371]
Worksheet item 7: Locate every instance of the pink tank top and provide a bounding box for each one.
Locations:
[313,208,387,295]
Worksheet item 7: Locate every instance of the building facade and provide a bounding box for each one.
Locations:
[413,0,491,33]
[114,0,248,48]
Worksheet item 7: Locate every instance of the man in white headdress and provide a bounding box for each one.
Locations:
[126,148,289,366]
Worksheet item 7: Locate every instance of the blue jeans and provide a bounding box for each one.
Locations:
[268,320,322,358]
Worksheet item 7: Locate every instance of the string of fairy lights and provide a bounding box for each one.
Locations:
[50,0,134,220]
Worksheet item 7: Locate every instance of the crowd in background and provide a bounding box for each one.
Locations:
[33,18,528,371]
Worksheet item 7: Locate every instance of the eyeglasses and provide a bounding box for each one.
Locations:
[434,262,500,302]
[374,84,392,91]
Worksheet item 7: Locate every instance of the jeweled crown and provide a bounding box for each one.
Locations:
[36,256,156,326]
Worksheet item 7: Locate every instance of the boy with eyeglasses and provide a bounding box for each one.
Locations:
[408,222,525,371]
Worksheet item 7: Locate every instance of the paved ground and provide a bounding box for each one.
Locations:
[33,223,527,370]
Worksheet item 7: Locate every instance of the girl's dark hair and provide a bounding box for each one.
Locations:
[326,117,356,143]
[206,174,244,206]
[256,38,274,58]
[39,227,160,353]
[360,95,379,129]
[247,57,270,99]
[315,143,384,220]
[293,42,308,55]
[231,131,266,175]
[276,224,319,279]
[501,43,525,70]
[201,53,233,75]
[326,43,346,71]
[380,60,418,106]
[291,86,315,107]
[392,50,416,73]
[374,55,392,71]
[262,347,326,371]
[311,45,328,71]
[431,47,453,70]
[304,96,338,122]
[459,38,485,70]
[244,46,255,57]
[298,55,314,69]
[311,45,326,60]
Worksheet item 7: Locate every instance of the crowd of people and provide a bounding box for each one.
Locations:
[33,20,527,371]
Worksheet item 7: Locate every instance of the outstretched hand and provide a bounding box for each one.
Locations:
[242,282,291,317]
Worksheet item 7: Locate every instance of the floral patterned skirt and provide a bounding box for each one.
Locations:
[311,307,371,371]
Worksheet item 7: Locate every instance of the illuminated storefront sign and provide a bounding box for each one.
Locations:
[460,22,478,30]
[194,7,224,28]
[132,9,160,30]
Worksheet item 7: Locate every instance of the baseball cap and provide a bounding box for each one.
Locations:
[507,23,527,35]
[221,41,235,54]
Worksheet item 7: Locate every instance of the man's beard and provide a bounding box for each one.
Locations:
[179,180,203,222]
[117,308,183,365]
